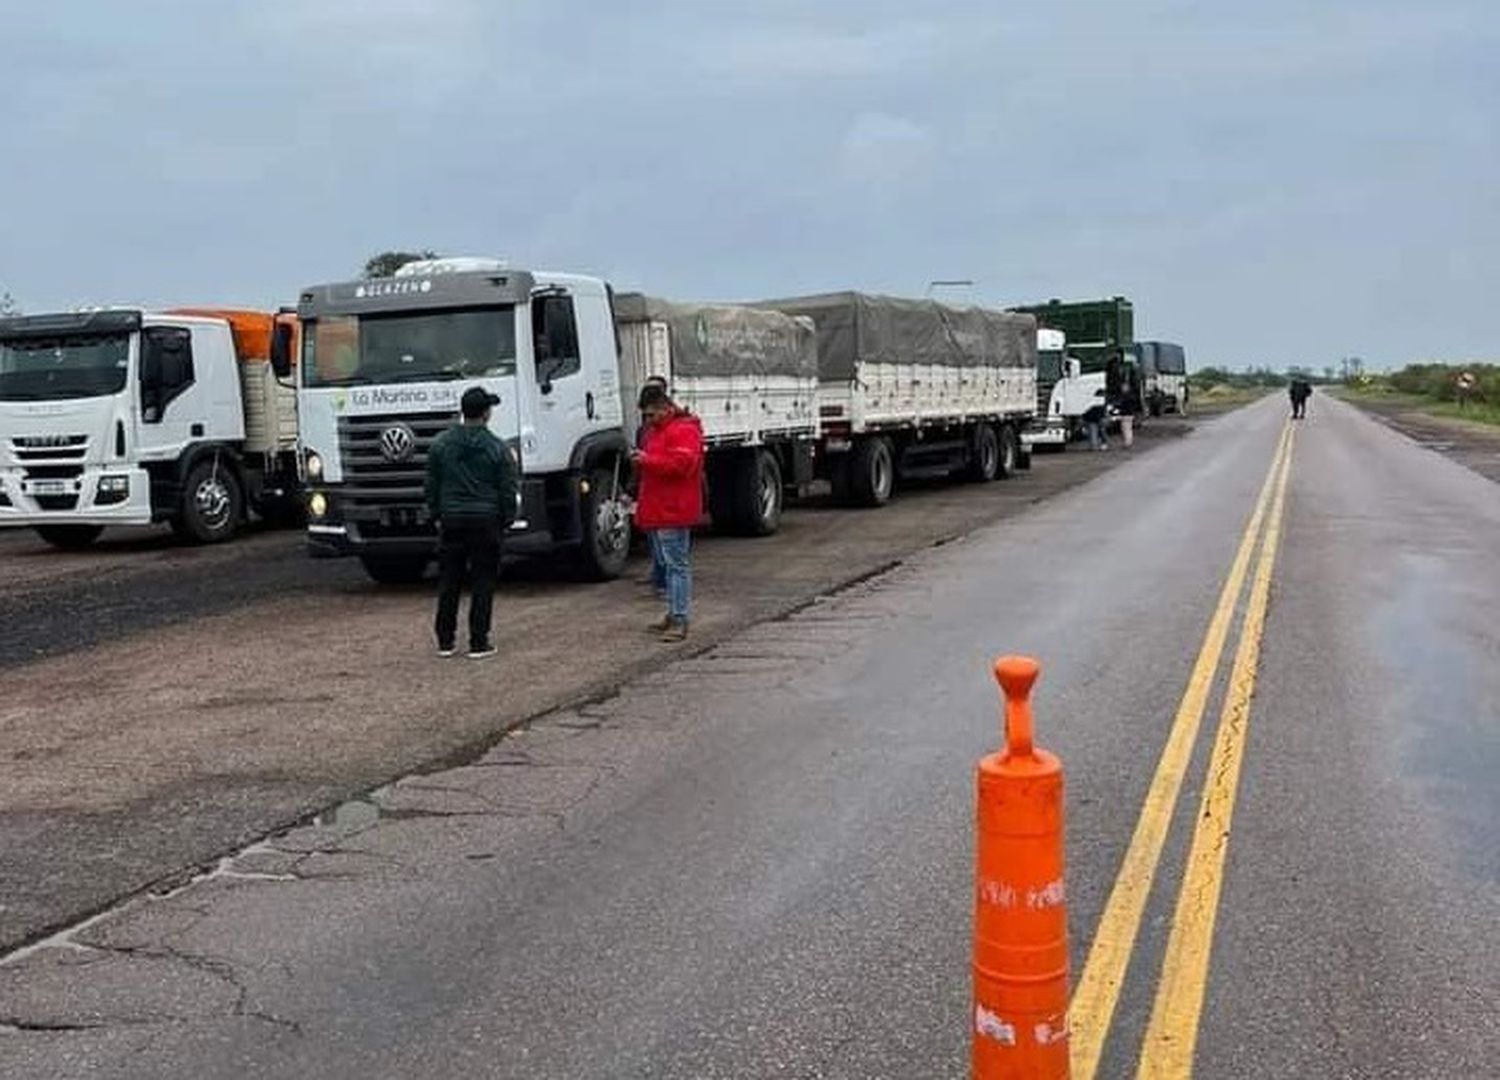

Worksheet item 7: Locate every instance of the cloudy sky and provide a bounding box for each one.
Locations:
[2,0,1495,368]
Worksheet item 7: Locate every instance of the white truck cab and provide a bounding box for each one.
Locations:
[1022,328,1106,448]
[0,307,299,547]
[295,258,633,583]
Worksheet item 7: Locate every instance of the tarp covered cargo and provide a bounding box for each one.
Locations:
[753,292,1037,380]
[614,293,818,379]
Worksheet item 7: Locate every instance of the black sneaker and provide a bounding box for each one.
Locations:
[468,645,497,660]
[437,644,457,658]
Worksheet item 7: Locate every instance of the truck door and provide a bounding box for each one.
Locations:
[524,288,621,473]
[134,325,203,463]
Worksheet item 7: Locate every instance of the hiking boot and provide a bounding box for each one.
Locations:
[658,619,689,643]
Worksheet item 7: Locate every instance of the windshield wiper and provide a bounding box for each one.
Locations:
[312,375,378,388]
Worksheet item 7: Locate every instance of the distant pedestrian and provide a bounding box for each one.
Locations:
[1289,379,1312,419]
[425,386,519,659]
[631,383,704,642]
[635,375,670,596]
[1081,390,1109,451]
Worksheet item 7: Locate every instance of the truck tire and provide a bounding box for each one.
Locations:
[996,424,1020,479]
[577,464,631,581]
[735,450,783,536]
[964,423,1000,482]
[35,525,104,550]
[849,437,894,507]
[172,459,243,544]
[359,554,430,585]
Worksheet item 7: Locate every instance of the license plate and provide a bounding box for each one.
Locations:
[30,480,70,495]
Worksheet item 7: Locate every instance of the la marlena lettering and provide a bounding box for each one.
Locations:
[346,386,460,409]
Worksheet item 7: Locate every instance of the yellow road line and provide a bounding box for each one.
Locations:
[1069,423,1292,1079]
[1135,426,1296,1077]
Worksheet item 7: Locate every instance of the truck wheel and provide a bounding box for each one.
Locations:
[735,450,783,536]
[172,459,243,544]
[35,525,104,550]
[359,555,430,585]
[964,424,1000,482]
[849,437,894,507]
[996,425,1020,479]
[578,464,631,581]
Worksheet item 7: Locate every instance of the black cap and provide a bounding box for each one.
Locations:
[461,386,500,418]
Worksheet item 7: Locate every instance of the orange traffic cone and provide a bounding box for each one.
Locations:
[973,656,1070,1079]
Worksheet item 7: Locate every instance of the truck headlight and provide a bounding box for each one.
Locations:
[305,452,324,480]
[308,492,328,519]
[96,475,130,505]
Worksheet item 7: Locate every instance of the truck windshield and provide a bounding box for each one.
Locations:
[1037,350,1064,382]
[0,334,131,401]
[303,307,516,388]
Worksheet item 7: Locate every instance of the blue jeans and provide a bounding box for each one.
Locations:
[653,528,691,622]
[648,530,667,592]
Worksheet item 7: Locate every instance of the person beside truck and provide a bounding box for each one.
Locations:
[635,374,670,598]
[425,386,519,659]
[631,382,704,643]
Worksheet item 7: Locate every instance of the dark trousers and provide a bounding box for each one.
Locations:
[435,516,501,649]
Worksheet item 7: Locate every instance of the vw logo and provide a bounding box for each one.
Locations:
[379,423,417,463]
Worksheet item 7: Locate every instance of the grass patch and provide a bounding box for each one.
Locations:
[1335,385,1500,429]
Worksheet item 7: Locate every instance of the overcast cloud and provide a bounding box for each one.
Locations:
[1,0,1495,367]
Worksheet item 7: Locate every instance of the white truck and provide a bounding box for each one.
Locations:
[1134,341,1189,415]
[754,292,1038,505]
[0,307,300,548]
[291,259,822,583]
[1023,327,1107,449]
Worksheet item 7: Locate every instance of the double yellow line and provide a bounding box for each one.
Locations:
[1069,422,1297,1079]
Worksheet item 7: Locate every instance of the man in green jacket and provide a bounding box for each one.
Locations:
[425,386,520,659]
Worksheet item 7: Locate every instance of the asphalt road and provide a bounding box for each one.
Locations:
[3,397,1496,1077]
[0,418,1191,957]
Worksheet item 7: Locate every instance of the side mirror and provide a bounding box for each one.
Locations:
[270,322,294,379]
[539,376,554,397]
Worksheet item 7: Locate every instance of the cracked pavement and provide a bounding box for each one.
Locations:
[2,399,1493,1077]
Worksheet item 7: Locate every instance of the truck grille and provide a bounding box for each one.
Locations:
[23,464,85,480]
[1036,376,1059,415]
[336,412,458,507]
[11,435,88,463]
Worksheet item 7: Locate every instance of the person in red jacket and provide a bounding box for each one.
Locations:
[631,383,704,642]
